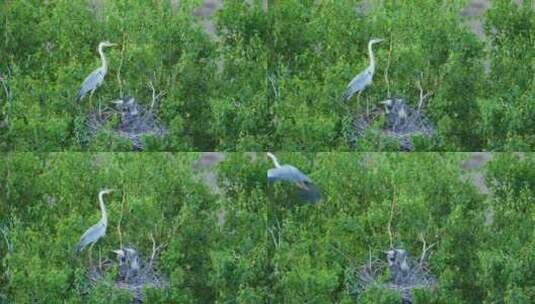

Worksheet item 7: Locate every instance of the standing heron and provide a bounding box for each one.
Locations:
[266,152,321,203]
[341,38,384,113]
[75,189,114,254]
[75,41,116,102]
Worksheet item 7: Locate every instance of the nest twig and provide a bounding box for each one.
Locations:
[85,97,167,150]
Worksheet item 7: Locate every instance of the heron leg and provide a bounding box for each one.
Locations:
[88,243,94,269]
[295,181,310,191]
[89,90,95,109]
[98,247,102,271]
[365,95,370,117]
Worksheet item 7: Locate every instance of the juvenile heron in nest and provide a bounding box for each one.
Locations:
[381,97,408,131]
[113,247,140,280]
[266,152,321,203]
[75,189,114,255]
[385,248,410,283]
[75,41,116,102]
[341,38,384,102]
[112,97,141,124]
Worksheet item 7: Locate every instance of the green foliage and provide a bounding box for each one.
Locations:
[1,153,534,302]
[270,0,487,151]
[480,1,535,151]
[0,1,533,151]
[0,153,220,302]
[1,0,217,151]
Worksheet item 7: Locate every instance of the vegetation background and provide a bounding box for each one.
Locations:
[0,0,533,151]
[1,152,533,303]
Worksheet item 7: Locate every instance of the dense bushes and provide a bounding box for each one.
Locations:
[0,0,533,151]
[1,153,534,302]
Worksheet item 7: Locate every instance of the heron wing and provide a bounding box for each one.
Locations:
[296,181,322,203]
[76,67,105,101]
[268,165,311,183]
[342,68,372,101]
[75,220,106,253]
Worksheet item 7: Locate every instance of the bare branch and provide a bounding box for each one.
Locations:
[0,226,12,252]
[416,77,433,113]
[384,31,394,97]
[148,233,157,270]
[418,232,437,265]
[117,190,126,249]
[387,189,397,249]
[116,34,127,97]
[148,80,166,113]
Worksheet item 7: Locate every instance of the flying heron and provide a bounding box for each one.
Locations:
[342,38,384,114]
[75,41,116,102]
[266,152,321,203]
[75,189,114,254]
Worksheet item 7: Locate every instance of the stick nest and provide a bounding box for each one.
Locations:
[346,247,437,303]
[85,97,167,150]
[86,246,167,303]
[351,97,434,151]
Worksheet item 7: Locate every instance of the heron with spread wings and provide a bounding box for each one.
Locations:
[75,41,116,102]
[266,152,321,203]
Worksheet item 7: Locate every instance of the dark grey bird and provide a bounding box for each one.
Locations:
[380,97,408,131]
[113,247,140,282]
[112,97,141,125]
[266,152,321,203]
[385,248,410,284]
[75,189,114,253]
[75,41,116,101]
[341,38,384,101]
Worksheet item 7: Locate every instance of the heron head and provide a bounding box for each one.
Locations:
[380,98,394,113]
[100,189,115,195]
[100,41,117,48]
[370,38,385,44]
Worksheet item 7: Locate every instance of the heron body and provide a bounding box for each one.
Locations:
[266,153,321,203]
[342,38,384,101]
[75,189,113,253]
[75,41,116,101]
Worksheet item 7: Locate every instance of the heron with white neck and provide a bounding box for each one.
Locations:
[75,41,116,102]
[75,189,114,258]
[342,38,384,115]
[266,152,321,203]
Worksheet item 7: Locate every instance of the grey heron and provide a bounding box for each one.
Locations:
[75,41,116,102]
[75,189,114,253]
[266,152,321,203]
[381,97,407,131]
[341,38,384,102]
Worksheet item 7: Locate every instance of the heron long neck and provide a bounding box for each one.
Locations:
[368,41,376,72]
[267,153,281,168]
[98,192,108,225]
[98,44,108,72]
